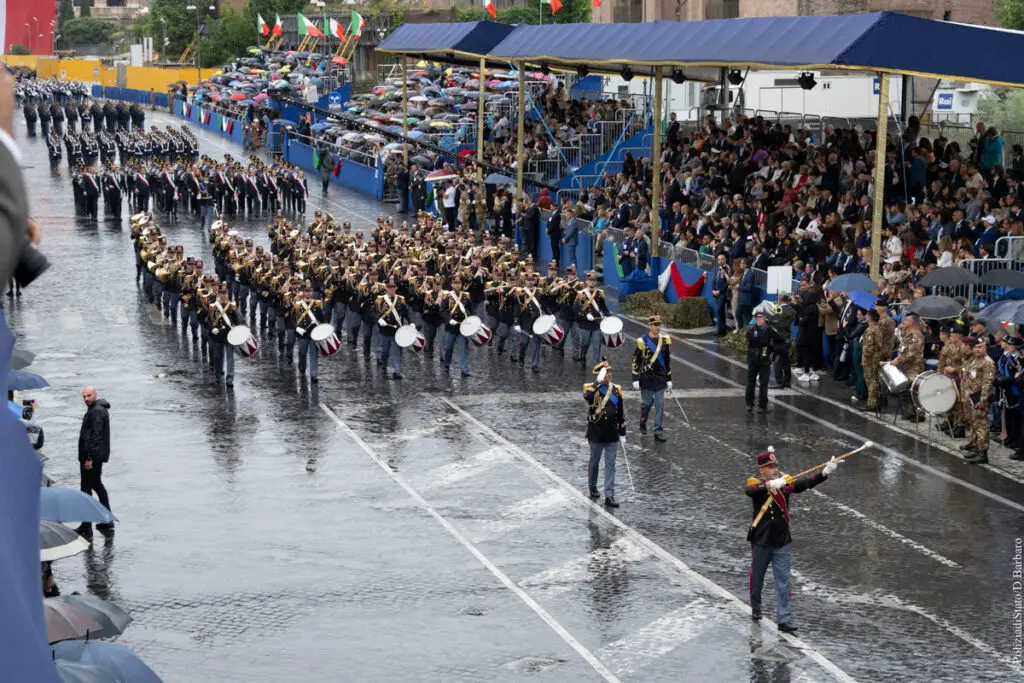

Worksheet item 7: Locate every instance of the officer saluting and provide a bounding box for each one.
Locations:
[584,358,626,507]
[746,310,783,413]
[745,446,838,632]
[631,313,672,442]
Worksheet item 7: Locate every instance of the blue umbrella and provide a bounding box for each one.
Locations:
[53,642,162,683]
[484,172,516,185]
[847,289,878,311]
[8,369,48,391]
[310,121,332,132]
[826,273,876,293]
[272,118,298,127]
[40,488,117,525]
[53,661,118,683]
[976,298,1024,324]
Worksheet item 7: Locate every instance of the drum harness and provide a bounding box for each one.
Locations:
[448,290,468,319]
[581,288,604,319]
[379,293,401,328]
[297,299,321,333]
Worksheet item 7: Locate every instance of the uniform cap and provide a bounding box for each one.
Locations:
[648,313,662,325]
[756,446,777,467]
[592,357,612,375]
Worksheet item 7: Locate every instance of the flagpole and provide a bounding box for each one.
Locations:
[402,55,409,167]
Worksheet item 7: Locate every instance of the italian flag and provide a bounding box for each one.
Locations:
[272,14,283,38]
[658,261,706,302]
[593,0,601,5]
[542,0,563,13]
[483,0,496,18]
[349,11,365,38]
[297,13,325,38]
[257,13,269,37]
[329,18,346,40]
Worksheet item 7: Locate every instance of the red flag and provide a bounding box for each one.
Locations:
[592,0,601,6]
[227,120,234,135]
[549,0,563,12]
[333,160,342,177]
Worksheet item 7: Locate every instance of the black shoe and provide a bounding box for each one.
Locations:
[654,432,667,442]
[1004,440,1020,450]
[311,376,319,383]
[531,366,541,373]
[604,497,619,508]
[965,451,988,465]
[95,522,115,534]
[74,524,93,538]
[777,622,798,634]
[461,371,471,377]
[751,607,761,621]
[959,443,977,452]
[746,405,754,414]
[225,378,234,388]
[392,372,403,380]
[1010,451,1024,461]
[756,406,768,414]
[589,489,600,499]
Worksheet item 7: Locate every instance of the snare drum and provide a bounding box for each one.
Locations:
[912,370,958,415]
[395,324,425,352]
[600,316,625,348]
[310,323,341,356]
[880,363,910,394]
[226,325,258,358]
[459,315,492,346]
[532,315,564,346]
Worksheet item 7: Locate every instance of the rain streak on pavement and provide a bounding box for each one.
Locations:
[9,107,1024,682]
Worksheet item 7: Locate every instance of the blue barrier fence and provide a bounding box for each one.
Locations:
[91,85,170,108]
[172,98,246,147]
[283,135,384,201]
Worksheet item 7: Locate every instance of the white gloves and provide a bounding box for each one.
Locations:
[666,381,673,390]
[513,324,521,333]
[596,368,607,383]
[212,327,220,335]
[377,318,386,327]
[823,458,839,476]
[449,319,458,326]
[632,381,640,390]
[768,477,788,490]
[619,436,626,446]
[296,326,306,336]
[586,313,594,321]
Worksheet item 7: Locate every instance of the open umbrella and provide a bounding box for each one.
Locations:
[826,273,877,293]
[484,172,516,185]
[975,298,1024,324]
[229,93,246,101]
[53,641,162,683]
[918,266,980,288]
[427,170,459,183]
[46,596,132,642]
[40,488,117,525]
[54,661,118,683]
[40,521,91,562]
[980,268,1024,289]
[10,348,35,370]
[907,295,965,320]
[9,369,48,390]
[847,289,878,311]
[44,601,104,644]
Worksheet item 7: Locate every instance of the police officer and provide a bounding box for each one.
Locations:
[746,446,837,631]
[631,313,671,442]
[584,358,626,507]
[746,310,783,413]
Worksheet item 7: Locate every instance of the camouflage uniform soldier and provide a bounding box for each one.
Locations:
[960,337,995,464]
[939,324,969,437]
[861,309,884,411]
[891,313,926,419]
[875,301,896,359]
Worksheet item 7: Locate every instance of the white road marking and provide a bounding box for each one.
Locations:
[319,403,622,683]
[681,418,962,570]
[439,396,857,683]
[633,319,1024,488]
[414,445,513,490]
[620,329,1024,514]
[473,488,572,542]
[596,598,726,676]
[794,569,1024,677]
[519,537,648,596]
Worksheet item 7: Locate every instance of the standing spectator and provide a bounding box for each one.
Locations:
[395,163,409,213]
[442,181,457,230]
[520,192,540,260]
[546,200,562,266]
[562,208,579,270]
[77,386,112,537]
[980,127,1004,175]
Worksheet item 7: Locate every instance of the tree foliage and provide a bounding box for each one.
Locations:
[79,0,92,19]
[8,44,30,56]
[241,0,309,28]
[136,0,216,60]
[997,0,1024,30]
[198,8,256,68]
[61,17,119,47]
[56,0,75,49]
[456,0,590,25]
[976,90,1024,132]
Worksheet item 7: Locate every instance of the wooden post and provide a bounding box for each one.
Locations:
[401,56,409,166]
[651,70,663,247]
[869,73,889,280]
[477,56,486,182]
[516,61,525,200]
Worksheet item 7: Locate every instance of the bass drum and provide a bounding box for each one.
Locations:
[911,370,958,415]
[880,363,910,394]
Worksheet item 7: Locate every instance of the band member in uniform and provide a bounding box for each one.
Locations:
[889,313,926,419]
[574,271,611,367]
[746,310,784,413]
[631,314,672,442]
[209,284,243,388]
[961,337,996,464]
[375,276,411,379]
[441,277,472,376]
[584,358,626,507]
[745,446,837,631]
[293,284,325,382]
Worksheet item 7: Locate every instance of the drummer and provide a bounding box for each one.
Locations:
[575,271,612,368]
[210,284,243,388]
[292,283,326,382]
[890,313,926,420]
[631,314,672,442]
[441,276,473,376]
[375,276,411,380]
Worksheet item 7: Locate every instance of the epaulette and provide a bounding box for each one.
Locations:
[583,382,593,390]
[662,335,672,345]
[746,477,762,487]
[636,338,645,349]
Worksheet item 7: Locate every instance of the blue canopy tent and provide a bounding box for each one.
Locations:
[378,21,520,174]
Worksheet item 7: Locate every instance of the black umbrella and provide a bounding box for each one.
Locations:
[917,266,980,288]
[907,295,965,320]
[980,268,1024,289]
[40,521,90,562]
[10,348,35,370]
[46,595,132,642]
